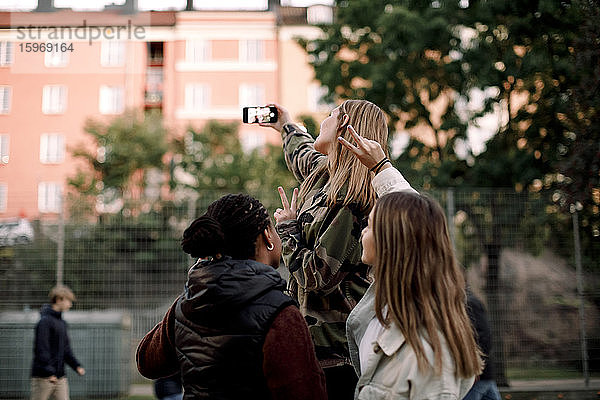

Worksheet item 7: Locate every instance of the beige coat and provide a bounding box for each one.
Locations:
[348,168,474,399]
[347,284,475,400]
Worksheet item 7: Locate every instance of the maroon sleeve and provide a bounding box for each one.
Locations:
[136,298,180,379]
[263,305,327,400]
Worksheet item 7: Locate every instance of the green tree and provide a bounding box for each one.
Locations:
[459,0,583,190]
[303,0,597,384]
[458,1,599,380]
[170,120,250,192]
[557,0,600,278]
[69,110,168,216]
[298,114,320,138]
[170,120,296,210]
[299,0,470,186]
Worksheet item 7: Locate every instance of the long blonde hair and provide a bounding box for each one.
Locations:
[299,100,388,212]
[372,192,483,377]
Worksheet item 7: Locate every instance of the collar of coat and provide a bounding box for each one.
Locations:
[376,320,406,356]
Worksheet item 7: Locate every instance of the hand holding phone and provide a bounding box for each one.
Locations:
[249,103,292,132]
[243,106,278,124]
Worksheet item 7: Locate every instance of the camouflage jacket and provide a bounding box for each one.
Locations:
[275,123,371,367]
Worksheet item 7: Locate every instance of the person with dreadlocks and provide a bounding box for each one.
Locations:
[136,194,326,400]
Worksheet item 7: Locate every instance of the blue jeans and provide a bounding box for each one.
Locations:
[463,380,502,400]
[159,394,183,400]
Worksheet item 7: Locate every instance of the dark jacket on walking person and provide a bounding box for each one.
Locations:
[31,286,85,400]
[31,304,81,379]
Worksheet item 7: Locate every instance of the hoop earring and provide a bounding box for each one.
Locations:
[266,243,274,251]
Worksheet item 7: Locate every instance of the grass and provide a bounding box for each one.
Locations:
[507,367,588,380]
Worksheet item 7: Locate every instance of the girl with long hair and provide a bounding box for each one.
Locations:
[137,194,326,400]
[262,100,393,399]
[340,127,482,399]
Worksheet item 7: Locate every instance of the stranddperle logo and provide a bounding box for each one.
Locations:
[16,20,146,45]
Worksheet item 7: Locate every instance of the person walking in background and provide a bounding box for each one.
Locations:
[137,194,326,400]
[154,374,183,400]
[347,191,483,399]
[261,100,389,399]
[31,286,85,400]
[464,291,502,400]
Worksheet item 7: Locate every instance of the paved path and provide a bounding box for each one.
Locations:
[501,378,600,391]
[131,378,600,396]
[130,383,153,396]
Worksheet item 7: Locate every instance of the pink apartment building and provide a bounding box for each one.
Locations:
[0,3,331,220]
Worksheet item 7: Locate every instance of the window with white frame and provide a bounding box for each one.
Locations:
[186,40,211,64]
[308,84,331,113]
[0,183,6,212]
[44,44,69,67]
[40,133,65,164]
[99,85,124,114]
[240,40,264,63]
[38,182,62,213]
[239,84,265,107]
[185,83,210,110]
[0,86,11,114]
[42,85,67,114]
[0,41,13,66]
[101,41,125,66]
[307,5,334,25]
[0,134,9,164]
[241,133,266,152]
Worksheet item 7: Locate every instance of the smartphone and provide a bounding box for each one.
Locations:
[243,106,278,124]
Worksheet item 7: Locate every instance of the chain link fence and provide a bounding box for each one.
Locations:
[0,188,598,397]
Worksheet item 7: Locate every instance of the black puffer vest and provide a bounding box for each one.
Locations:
[174,257,295,400]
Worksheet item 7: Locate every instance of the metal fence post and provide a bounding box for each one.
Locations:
[56,204,65,287]
[571,207,589,387]
[446,188,456,249]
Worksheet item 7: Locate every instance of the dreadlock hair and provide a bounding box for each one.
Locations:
[181,194,271,260]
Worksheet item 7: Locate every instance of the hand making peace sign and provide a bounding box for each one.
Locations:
[274,186,298,224]
[337,125,388,171]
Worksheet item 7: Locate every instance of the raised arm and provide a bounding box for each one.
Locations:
[276,204,363,293]
[259,104,326,183]
[281,123,327,183]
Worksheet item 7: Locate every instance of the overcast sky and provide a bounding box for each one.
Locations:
[0,0,334,11]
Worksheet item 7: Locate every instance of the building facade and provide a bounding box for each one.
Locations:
[0,3,330,219]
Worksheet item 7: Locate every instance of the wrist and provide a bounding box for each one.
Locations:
[281,122,295,135]
[376,163,392,174]
[275,219,299,235]
[369,157,391,174]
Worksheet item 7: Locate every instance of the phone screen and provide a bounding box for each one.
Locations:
[243,106,278,124]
